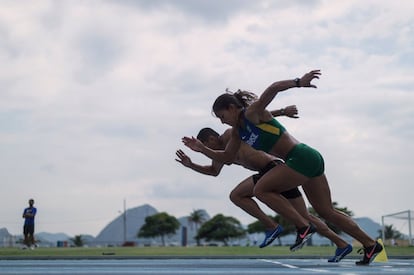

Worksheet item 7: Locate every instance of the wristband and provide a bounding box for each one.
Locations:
[294,78,300,87]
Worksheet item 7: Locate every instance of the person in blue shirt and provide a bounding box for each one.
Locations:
[22,198,37,249]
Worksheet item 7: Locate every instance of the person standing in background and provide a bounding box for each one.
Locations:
[22,198,37,249]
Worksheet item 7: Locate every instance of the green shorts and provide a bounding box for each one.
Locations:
[285,143,325,178]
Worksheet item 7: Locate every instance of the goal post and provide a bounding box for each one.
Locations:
[381,210,413,246]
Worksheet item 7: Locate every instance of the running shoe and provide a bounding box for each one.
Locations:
[290,223,317,251]
[355,241,383,265]
[259,225,284,248]
[328,244,353,262]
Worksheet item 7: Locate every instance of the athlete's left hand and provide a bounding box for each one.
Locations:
[300,70,321,88]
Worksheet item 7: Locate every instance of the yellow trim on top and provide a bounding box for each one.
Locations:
[256,123,280,135]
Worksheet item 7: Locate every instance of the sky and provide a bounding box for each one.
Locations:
[1,0,413,237]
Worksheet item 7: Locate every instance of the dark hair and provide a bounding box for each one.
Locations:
[197,127,219,143]
[212,89,258,116]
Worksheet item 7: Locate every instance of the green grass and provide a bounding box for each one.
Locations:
[1,245,413,258]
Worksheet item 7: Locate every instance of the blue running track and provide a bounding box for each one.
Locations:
[0,258,413,274]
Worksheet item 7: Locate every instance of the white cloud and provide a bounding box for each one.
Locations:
[0,0,413,237]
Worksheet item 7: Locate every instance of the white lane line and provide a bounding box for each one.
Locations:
[259,259,336,273]
[259,259,299,269]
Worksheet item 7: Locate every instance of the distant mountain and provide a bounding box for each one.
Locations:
[0,228,11,238]
[93,204,211,246]
[36,232,71,243]
[0,228,13,247]
[94,204,158,246]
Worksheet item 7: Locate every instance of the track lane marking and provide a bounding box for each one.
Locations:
[259,259,337,273]
[259,259,299,269]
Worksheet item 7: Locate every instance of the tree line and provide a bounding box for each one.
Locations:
[136,203,402,247]
[69,203,404,247]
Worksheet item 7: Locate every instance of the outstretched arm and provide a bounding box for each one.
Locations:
[182,129,240,164]
[270,105,299,118]
[255,70,321,112]
[175,149,224,176]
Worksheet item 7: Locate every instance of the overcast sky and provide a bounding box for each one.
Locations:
[1,0,413,237]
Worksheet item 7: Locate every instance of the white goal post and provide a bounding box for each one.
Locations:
[381,210,413,246]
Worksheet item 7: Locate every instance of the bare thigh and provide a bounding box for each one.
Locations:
[231,176,255,197]
[254,164,308,193]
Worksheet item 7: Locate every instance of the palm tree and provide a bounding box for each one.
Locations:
[378,224,402,242]
[188,209,207,246]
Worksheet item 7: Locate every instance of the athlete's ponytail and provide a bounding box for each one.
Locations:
[233,89,258,108]
[212,89,258,116]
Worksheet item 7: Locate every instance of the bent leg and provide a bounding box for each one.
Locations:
[303,174,376,247]
[230,176,277,230]
[254,165,310,228]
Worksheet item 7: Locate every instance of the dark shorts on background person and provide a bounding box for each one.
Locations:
[24,224,34,235]
[252,160,302,199]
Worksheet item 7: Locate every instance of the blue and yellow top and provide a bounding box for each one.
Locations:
[238,112,286,152]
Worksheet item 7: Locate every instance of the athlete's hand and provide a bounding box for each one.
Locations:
[182,136,204,152]
[299,70,321,88]
[175,149,192,167]
[283,105,299,118]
